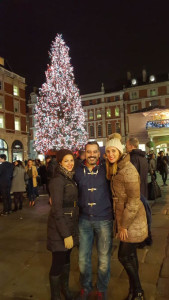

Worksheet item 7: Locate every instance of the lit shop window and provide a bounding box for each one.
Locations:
[13,85,19,96]
[15,117,20,130]
[115,107,120,117]
[0,114,4,128]
[97,109,102,119]
[106,108,111,118]
[89,111,94,120]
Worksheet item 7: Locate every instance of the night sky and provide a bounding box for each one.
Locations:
[1,0,169,95]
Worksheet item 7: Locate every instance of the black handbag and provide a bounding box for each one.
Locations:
[148,176,161,200]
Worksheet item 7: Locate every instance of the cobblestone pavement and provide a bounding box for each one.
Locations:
[0,174,169,299]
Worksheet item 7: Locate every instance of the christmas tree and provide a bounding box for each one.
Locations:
[34,34,88,153]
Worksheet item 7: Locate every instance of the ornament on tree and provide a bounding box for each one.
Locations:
[34,34,88,153]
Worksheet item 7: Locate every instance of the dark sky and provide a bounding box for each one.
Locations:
[1,0,169,95]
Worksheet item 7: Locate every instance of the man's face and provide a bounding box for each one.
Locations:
[126,140,133,153]
[85,144,100,166]
[160,151,164,157]
[0,158,4,163]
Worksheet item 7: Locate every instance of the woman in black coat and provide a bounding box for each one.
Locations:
[47,149,79,300]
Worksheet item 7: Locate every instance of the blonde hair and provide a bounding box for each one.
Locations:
[106,133,123,180]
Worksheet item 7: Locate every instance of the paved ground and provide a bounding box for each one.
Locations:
[0,174,169,300]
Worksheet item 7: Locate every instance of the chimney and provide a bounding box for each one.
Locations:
[127,71,131,81]
[142,69,147,82]
[101,82,105,93]
[0,57,4,66]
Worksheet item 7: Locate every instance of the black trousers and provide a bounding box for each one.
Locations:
[13,192,23,209]
[161,170,167,184]
[118,241,143,294]
[50,250,71,276]
[0,186,11,212]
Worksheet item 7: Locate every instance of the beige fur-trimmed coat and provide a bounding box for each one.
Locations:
[110,154,148,243]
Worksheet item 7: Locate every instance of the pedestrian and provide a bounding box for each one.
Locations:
[10,160,26,211]
[106,133,148,300]
[149,153,157,180]
[0,154,13,216]
[25,159,38,206]
[157,151,168,186]
[126,137,148,198]
[47,149,79,300]
[75,141,113,300]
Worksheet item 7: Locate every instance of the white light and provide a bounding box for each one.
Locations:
[131,79,137,85]
[149,75,155,82]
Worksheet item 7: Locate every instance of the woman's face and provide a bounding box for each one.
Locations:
[28,160,33,168]
[106,146,120,163]
[14,161,18,166]
[60,154,74,172]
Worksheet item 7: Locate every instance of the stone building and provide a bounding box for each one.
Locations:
[0,57,28,162]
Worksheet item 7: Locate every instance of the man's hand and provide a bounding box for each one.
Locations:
[64,236,73,249]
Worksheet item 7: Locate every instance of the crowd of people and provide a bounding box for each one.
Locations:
[0,137,168,300]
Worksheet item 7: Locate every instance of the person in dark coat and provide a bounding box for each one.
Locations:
[157,151,168,186]
[47,149,79,300]
[0,154,13,216]
[126,137,148,199]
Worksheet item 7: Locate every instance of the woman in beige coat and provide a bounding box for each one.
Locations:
[25,159,38,206]
[105,133,148,300]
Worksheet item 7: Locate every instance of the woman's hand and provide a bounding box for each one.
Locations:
[119,227,128,241]
[64,236,73,249]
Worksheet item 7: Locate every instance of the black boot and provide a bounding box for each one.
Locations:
[132,291,144,300]
[60,264,75,300]
[49,275,61,300]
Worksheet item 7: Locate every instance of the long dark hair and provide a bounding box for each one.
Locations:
[15,160,24,168]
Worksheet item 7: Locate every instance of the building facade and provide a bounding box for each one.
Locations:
[0,57,28,162]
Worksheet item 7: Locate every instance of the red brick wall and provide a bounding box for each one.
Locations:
[19,88,25,99]
[158,86,167,96]
[5,113,14,130]
[4,82,13,95]
[21,116,26,132]
[139,89,147,98]
[20,100,26,114]
[5,95,13,111]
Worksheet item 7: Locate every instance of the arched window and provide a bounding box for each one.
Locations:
[12,140,23,162]
[0,139,8,160]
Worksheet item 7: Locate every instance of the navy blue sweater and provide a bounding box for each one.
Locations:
[74,161,113,221]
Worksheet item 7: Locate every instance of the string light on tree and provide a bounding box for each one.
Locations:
[34,34,88,153]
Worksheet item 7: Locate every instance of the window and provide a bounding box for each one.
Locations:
[0,114,4,128]
[98,124,102,137]
[0,96,4,109]
[107,123,112,135]
[130,91,138,99]
[89,111,94,120]
[106,97,110,103]
[90,125,94,137]
[115,122,120,133]
[150,89,157,97]
[0,81,2,90]
[115,107,120,117]
[115,95,120,101]
[106,108,111,118]
[14,100,20,113]
[15,117,20,130]
[130,104,138,112]
[97,98,101,104]
[13,85,19,96]
[97,109,102,119]
[89,100,93,105]
[149,100,158,107]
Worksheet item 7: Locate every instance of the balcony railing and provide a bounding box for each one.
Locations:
[146,119,169,129]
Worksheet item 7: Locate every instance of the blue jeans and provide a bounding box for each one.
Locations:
[79,218,113,292]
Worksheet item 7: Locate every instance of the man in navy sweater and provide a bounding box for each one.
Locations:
[75,141,113,300]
